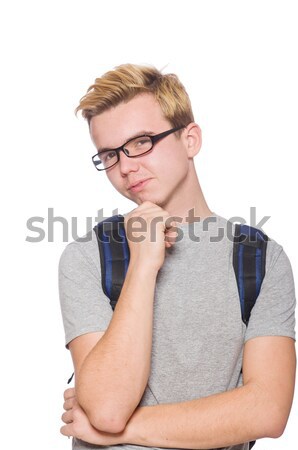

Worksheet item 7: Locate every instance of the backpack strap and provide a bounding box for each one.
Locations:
[233,224,268,325]
[233,224,268,450]
[93,215,130,311]
[90,218,267,449]
[94,218,268,323]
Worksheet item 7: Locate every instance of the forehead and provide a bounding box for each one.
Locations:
[89,93,170,148]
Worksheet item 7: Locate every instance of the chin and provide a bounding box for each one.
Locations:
[121,186,167,208]
[145,189,163,201]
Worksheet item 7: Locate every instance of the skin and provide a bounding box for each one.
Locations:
[60,93,296,447]
[89,93,211,220]
[63,93,212,434]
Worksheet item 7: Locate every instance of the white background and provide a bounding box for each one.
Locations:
[1,1,297,449]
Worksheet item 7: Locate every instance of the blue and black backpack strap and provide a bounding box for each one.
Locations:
[93,214,130,311]
[94,218,269,323]
[233,223,268,325]
[233,223,268,449]
[91,218,267,449]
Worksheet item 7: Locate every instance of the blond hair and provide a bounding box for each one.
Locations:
[76,64,194,131]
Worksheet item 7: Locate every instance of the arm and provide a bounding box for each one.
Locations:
[121,235,296,447]
[74,262,157,433]
[122,335,296,449]
[75,202,177,433]
[62,335,296,448]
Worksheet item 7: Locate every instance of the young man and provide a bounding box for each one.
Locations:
[59,64,296,450]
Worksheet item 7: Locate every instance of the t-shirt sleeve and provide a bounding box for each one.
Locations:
[58,233,113,348]
[244,240,296,343]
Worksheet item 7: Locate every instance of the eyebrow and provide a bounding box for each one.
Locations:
[97,130,155,153]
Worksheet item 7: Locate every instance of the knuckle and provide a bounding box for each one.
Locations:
[64,388,74,400]
[61,411,69,423]
[72,407,81,420]
[64,398,73,410]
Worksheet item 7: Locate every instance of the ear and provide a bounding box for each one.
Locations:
[183,123,202,158]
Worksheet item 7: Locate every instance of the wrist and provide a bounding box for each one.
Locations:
[128,258,160,278]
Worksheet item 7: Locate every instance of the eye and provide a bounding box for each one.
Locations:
[127,136,152,151]
[101,150,117,162]
[137,138,150,146]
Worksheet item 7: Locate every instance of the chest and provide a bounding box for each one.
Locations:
[149,239,245,399]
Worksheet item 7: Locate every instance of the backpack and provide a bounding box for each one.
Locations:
[70,215,269,450]
[93,215,268,325]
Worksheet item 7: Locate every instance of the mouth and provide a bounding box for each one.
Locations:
[128,178,152,193]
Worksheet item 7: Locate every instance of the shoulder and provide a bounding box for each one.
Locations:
[59,229,100,278]
[264,237,294,288]
[216,214,287,256]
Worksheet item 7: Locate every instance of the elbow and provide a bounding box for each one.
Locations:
[76,386,128,433]
[76,378,136,433]
[261,404,290,439]
[248,381,292,440]
[265,413,288,439]
[88,410,127,434]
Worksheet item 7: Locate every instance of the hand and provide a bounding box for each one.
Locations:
[124,201,178,271]
[60,388,125,445]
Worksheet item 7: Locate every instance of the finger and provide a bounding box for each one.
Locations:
[165,233,178,246]
[63,397,76,411]
[165,239,176,249]
[60,423,73,437]
[128,202,164,218]
[165,228,178,241]
[165,217,177,229]
[64,387,76,400]
[164,220,178,246]
[137,200,156,209]
[127,201,155,216]
[61,410,73,424]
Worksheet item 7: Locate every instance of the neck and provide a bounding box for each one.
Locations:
[162,166,213,224]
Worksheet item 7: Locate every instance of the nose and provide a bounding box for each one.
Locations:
[118,150,140,175]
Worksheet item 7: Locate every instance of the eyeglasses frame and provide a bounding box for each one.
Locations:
[92,125,186,171]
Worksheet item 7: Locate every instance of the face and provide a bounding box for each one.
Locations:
[90,93,199,210]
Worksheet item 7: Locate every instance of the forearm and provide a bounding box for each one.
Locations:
[76,261,158,432]
[123,383,282,449]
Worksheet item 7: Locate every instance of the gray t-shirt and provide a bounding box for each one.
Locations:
[59,214,296,450]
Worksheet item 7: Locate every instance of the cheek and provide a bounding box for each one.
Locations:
[104,172,123,194]
[156,146,189,178]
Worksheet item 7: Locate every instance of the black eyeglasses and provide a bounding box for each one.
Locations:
[92,125,186,171]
